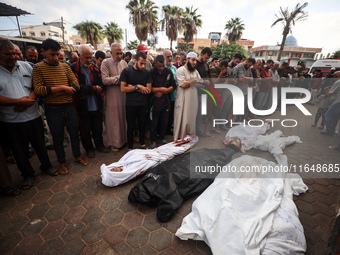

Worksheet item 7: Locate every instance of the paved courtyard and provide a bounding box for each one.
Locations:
[0,103,339,255]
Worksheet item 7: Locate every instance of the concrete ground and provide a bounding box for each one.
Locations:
[0,103,339,255]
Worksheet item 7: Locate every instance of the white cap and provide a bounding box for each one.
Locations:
[186,52,197,59]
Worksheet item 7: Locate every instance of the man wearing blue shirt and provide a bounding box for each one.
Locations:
[0,38,57,190]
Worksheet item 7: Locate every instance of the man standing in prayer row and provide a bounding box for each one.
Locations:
[0,38,57,190]
[120,52,152,150]
[101,43,128,151]
[149,55,176,149]
[71,45,109,158]
[163,50,177,135]
[174,52,202,141]
[173,52,186,69]
[33,39,88,175]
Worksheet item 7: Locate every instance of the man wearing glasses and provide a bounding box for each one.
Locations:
[101,43,128,151]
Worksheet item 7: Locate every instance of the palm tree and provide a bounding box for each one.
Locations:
[127,40,138,50]
[73,20,102,49]
[103,21,124,46]
[182,6,202,44]
[161,5,183,50]
[224,17,245,43]
[126,0,158,43]
[272,2,308,61]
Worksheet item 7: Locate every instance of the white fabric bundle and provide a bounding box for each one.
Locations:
[176,155,308,255]
[101,135,198,187]
[223,123,271,152]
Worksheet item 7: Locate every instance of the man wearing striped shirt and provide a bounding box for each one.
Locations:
[33,39,89,175]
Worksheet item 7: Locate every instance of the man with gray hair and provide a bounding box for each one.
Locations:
[71,45,109,158]
[0,38,57,190]
[101,43,128,151]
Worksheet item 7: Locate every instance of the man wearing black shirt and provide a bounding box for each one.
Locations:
[120,52,152,150]
[195,47,213,136]
[149,55,176,148]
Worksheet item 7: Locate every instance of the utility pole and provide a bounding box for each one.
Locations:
[61,16,65,43]
[16,16,22,38]
[125,28,127,49]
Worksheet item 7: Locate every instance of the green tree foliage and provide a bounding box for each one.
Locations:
[161,5,183,50]
[102,21,124,46]
[182,6,202,44]
[126,0,158,43]
[147,36,158,48]
[127,40,138,50]
[211,42,247,60]
[224,17,245,43]
[272,2,308,61]
[331,49,340,59]
[73,20,102,49]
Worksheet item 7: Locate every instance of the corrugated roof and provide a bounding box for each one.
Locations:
[0,2,31,16]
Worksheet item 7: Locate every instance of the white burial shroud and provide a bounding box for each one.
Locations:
[176,155,308,255]
[101,135,198,187]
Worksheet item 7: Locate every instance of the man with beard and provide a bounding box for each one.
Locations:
[195,47,214,136]
[25,46,39,65]
[163,50,177,135]
[120,52,152,150]
[101,43,128,151]
[174,52,202,141]
[71,45,109,158]
[149,55,176,148]
[228,54,243,78]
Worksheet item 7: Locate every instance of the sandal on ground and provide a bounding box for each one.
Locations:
[21,176,35,190]
[318,126,324,129]
[44,167,59,176]
[329,146,340,151]
[74,157,89,166]
[311,124,316,127]
[2,187,21,196]
[58,163,69,175]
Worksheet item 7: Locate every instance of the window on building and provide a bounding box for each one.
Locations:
[282,52,289,57]
[30,32,35,36]
[22,32,26,36]
[40,32,46,36]
[307,54,314,58]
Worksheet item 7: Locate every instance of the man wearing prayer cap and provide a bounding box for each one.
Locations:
[173,52,202,140]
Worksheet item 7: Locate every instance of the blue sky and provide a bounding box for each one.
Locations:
[1,0,339,54]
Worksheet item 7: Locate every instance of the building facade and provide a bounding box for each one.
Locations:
[252,36,322,66]
[21,22,73,44]
[177,32,254,53]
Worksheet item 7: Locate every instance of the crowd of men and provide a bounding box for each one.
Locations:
[0,37,339,195]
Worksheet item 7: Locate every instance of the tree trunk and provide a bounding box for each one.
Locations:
[170,39,172,51]
[277,26,290,61]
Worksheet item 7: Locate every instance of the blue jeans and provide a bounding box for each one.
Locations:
[325,103,340,134]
